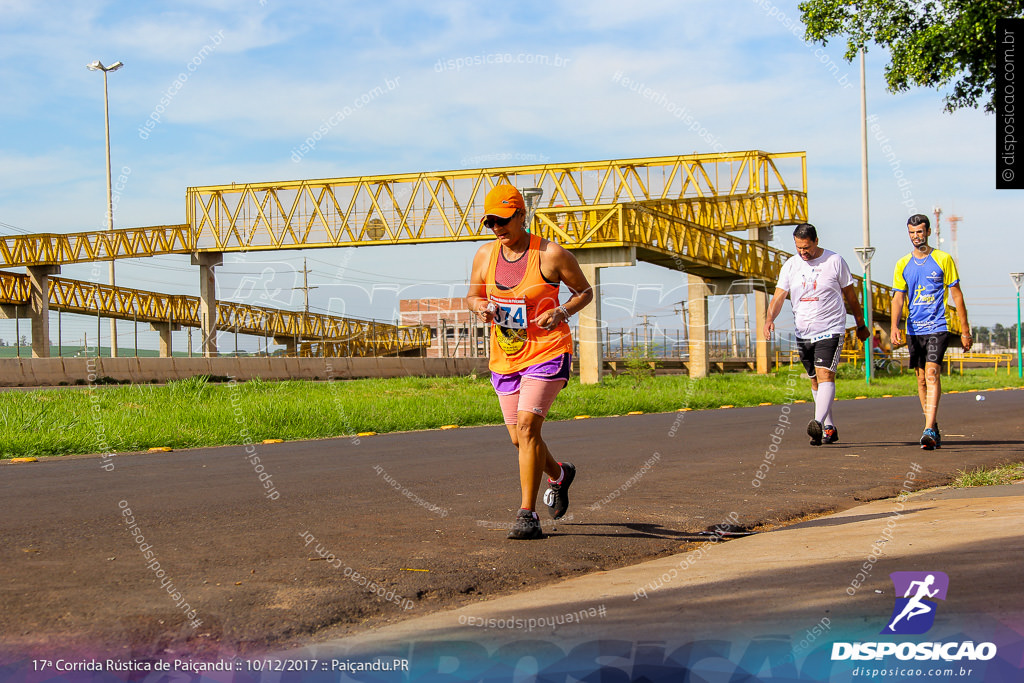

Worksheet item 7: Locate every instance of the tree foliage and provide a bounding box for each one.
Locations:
[799,0,1024,112]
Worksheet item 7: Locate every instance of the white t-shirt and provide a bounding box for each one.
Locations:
[776,248,854,338]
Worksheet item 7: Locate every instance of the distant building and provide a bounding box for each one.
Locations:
[399,298,487,358]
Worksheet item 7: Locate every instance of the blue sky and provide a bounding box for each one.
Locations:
[1,0,1019,351]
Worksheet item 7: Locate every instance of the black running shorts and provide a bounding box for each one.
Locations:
[796,333,845,378]
[907,332,950,369]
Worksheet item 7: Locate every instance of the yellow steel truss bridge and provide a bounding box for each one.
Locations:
[2,150,805,266]
[1,149,953,361]
[0,270,428,356]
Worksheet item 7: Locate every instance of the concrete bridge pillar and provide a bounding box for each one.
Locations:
[687,274,711,378]
[150,322,181,357]
[192,252,222,357]
[275,336,298,356]
[571,247,636,384]
[27,265,60,358]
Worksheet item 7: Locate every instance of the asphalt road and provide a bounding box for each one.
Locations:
[2,388,1022,662]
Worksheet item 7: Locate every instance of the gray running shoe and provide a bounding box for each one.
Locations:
[507,509,543,540]
[807,419,823,446]
[543,462,576,519]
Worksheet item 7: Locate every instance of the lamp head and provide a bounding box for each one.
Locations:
[87,60,124,72]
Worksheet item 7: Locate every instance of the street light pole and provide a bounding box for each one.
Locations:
[87,59,123,357]
[522,187,543,233]
[1012,273,1023,379]
[858,44,874,385]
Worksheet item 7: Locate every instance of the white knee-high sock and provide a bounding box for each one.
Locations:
[815,381,836,424]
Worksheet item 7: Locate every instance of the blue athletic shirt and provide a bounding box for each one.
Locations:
[892,249,959,335]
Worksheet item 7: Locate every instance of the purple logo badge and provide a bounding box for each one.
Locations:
[882,571,949,635]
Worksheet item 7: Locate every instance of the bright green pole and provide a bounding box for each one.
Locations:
[855,248,876,385]
[863,276,872,384]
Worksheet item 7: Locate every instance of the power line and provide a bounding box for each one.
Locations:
[0,220,35,235]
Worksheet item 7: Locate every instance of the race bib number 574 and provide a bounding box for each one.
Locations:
[491,296,527,330]
[490,295,528,356]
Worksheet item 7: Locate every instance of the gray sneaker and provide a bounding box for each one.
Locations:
[807,419,823,446]
[507,509,543,540]
[543,462,576,519]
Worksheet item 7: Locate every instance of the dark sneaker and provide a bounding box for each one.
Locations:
[543,462,576,519]
[822,424,839,444]
[807,419,823,446]
[920,428,938,450]
[934,422,941,449]
[507,509,543,540]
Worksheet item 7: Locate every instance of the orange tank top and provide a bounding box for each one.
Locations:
[486,233,572,374]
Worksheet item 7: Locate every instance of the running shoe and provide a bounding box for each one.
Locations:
[920,428,938,450]
[822,424,839,444]
[507,509,543,540]
[934,422,941,449]
[807,419,823,446]
[543,462,576,519]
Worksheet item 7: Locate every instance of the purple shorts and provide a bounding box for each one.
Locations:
[491,354,572,424]
[491,353,572,394]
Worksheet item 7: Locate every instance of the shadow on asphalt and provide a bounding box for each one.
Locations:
[951,439,1024,446]
[853,439,1024,448]
[545,522,757,542]
[781,507,935,530]
[384,533,1024,654]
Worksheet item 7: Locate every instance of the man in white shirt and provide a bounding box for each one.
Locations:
[763,224,870,445]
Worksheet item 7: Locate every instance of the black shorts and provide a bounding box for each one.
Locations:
[907,332,950,369]
[796,334,844,377]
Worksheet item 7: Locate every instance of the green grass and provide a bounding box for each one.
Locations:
[952,462,1024,488]
[1,367,1022,459]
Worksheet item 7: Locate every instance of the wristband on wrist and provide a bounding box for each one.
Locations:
[557,305,569,321]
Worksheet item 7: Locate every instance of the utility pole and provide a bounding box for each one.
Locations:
[1012,273,1023,379]
[743,294,752,356]
[674,302,688,341]
[293,258,318,315]
[293,258,319,353]
[639,314,653,356]
[933,206,942,251]
[728,295,739,358]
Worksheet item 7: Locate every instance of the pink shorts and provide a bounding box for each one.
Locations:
[492,354,571,424]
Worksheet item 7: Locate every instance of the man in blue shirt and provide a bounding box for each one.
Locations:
[890,214,972,449]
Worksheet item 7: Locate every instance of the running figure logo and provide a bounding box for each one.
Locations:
[882,571,949,635]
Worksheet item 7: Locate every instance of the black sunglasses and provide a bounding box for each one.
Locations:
[484,211,517,228]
